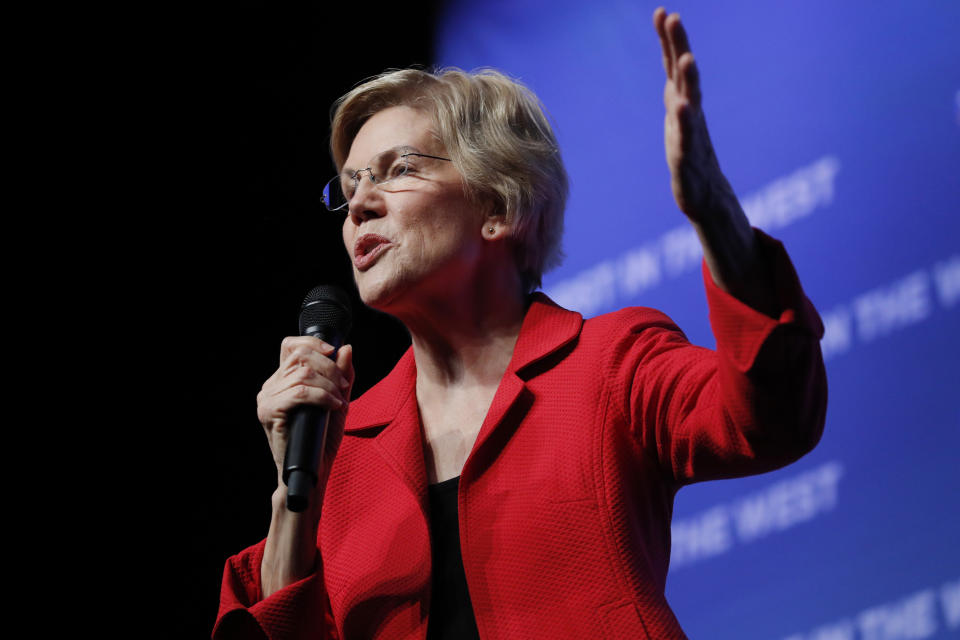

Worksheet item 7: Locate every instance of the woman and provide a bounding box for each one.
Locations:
[215,9,826,639]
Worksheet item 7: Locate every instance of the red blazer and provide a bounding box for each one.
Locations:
[215,232,827,640]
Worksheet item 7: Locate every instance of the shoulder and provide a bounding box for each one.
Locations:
[582,305,681,336]
[577,304,690,359]
[580,306,694,376]
[529,294,692,370]
[527,292,681,338]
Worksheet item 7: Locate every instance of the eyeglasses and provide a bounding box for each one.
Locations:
[322,147,452,212]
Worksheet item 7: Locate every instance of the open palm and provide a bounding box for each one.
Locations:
[654,8,732,222]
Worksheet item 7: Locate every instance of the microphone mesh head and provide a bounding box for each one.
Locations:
[299,284,353,339]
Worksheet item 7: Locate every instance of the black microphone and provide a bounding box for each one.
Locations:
[282,284,353,512]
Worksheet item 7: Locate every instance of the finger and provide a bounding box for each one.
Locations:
[664,13,692,93]
[336,344,355,392]
[678,52,701,106]
[653,7,672,77]
[666,12,692,62]
[274,364,346,399]
[257,380,345,432]
[280,335,336,364]
[665,13,683,92]
[276,367,349,400]
[271,381,347,418]
[652,6,667,30]
[280,344,338,373]
[280,345,349,387]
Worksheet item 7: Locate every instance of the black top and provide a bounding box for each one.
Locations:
[425,476,481,640]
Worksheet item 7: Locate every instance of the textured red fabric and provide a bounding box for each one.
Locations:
[215,231,827,639]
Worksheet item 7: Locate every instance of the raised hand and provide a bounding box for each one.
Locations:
[653,8,780,313]
[654,7,733,222]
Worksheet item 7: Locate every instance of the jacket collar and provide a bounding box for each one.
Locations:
[345,293,582,433]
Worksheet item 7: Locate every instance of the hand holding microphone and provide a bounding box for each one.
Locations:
[257,285,354,513]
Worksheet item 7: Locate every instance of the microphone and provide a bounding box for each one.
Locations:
[282,284,353,512]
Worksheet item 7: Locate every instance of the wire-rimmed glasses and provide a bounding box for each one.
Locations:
[322,147,452,212]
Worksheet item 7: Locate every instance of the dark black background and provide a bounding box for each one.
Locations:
[169,3,441,634]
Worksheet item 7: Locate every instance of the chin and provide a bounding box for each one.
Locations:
[354,270,407,313]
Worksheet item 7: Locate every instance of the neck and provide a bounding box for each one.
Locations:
[394,266,527,393]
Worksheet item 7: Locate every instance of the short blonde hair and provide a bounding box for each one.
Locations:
[331,67,568,293]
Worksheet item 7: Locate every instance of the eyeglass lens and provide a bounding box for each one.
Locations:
[324,149,412,211]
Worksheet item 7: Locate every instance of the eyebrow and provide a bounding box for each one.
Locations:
[341,145,422,175]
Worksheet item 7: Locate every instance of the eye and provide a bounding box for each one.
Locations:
[386,158,409,179]
[342,176,357,200]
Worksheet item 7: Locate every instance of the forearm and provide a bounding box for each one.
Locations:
[702,227,827,466]
[261,485,322,598]
[689,177,779,318]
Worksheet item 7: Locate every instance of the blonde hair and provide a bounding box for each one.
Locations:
[330,67,567,292]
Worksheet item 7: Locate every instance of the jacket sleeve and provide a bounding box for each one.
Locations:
[627,229,827,485]
[213,539,338,640]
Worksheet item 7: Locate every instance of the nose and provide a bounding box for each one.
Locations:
[347,172,385,224]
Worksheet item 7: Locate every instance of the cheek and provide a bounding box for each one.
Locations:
[424,190,481,240]
[342,219,353,253]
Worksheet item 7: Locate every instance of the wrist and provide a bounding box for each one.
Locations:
[272,474,326,516]
[262,485,321,598]
[688,187,781,317]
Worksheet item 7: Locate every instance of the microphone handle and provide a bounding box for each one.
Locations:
[282,333,343,512]
[284,406,333,512]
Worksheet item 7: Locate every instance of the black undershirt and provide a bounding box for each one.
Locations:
[425,476,481,640]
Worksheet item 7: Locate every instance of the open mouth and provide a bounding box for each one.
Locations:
[353,234,392,271]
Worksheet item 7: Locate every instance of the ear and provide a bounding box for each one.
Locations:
[482,212,509,241]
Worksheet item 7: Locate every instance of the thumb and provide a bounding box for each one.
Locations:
[336,344,355,398]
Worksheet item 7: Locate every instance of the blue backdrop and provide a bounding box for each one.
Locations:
[436,1,960,638]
